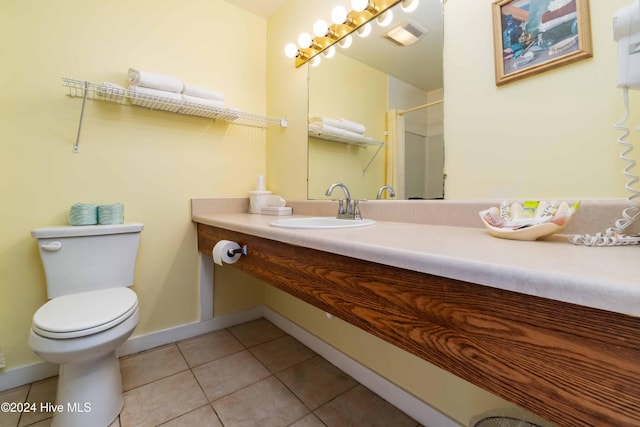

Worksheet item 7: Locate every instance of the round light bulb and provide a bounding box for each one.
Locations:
[376,10,393,27]
[310,56,321,67]
[400,0,420,13]
[356,22,372,38]
[351,0,369,12]
[331,5,348,24]
[284,43,299,58]
[339,35,353,48]
[297,32,312,48]
[313,20,329,37]
[323,46,336,58]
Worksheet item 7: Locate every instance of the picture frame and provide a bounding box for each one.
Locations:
[492,0,592,86]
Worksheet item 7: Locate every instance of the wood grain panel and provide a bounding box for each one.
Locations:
[198,223,640,426]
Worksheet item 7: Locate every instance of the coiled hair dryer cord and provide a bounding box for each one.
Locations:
[569,88,640,246]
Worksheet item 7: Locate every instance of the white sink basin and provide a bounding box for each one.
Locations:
[270,217,376,229]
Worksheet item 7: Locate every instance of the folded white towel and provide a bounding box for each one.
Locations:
[182,94,225,109]
[182,84,225,102]
[128,68,183,93]
[337,117,366,135]
[128,85,183,101]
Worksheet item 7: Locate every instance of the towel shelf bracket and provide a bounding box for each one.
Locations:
[62,77,288,152]
[72,81,89,153]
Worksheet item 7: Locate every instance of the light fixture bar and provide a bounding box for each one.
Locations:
[294,0,402,68]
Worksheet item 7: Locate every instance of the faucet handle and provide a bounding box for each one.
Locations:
[352,199,367,220]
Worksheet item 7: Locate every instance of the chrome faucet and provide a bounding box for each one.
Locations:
[325,182,362,219]
[376,185,396,200]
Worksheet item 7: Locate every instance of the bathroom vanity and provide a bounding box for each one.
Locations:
[193,199,640,427]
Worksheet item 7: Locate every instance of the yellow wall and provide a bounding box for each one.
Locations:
[444,0,640,199]
[0,0,267,370]
[308,53,387,199]
[265,0,640,424]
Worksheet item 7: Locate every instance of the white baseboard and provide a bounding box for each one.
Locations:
[0,307,264,392]
[263,307,462,427]
[117,306,264,357]
[0,361,59,393]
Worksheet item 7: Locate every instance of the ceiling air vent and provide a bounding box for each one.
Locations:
[383,19,427,46]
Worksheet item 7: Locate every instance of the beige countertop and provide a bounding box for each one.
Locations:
[192,207,640,318]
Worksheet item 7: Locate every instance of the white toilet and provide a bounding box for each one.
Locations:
[29,223,143,427]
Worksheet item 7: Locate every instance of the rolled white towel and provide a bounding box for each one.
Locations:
[128,68,183,93]
[182,94,225,108]
[310,116,366,135]
[182,94,224,108]
[128,85,183,101]
[183,84,225,102]
[338,117,366,135]
[310,116,344,129]
[321,125,366,139]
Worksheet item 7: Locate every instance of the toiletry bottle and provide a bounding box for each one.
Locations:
[249,175,271,214]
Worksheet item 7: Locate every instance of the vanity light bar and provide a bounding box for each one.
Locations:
[290,0,403,68]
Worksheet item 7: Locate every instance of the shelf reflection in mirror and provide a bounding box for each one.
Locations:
[307,0,444,200]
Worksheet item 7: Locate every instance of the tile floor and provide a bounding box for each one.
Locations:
[1,318,422,427]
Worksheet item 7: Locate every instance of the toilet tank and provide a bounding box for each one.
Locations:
[31,223,143,298]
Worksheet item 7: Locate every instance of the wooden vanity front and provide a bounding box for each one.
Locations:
[197,222,640,427]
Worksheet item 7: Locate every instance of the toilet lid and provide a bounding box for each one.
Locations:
[33,288,138,339]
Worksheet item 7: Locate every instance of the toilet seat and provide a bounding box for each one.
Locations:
[32,287,138,339]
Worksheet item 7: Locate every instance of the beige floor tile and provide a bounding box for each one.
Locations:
[213,376,309,427]
[249,335,315,374]
[120,370,207,427]
[159,404,222,427]
[0,385,29,427]
[177,330,244,368]
[277,356,357,410]
[315,384,419,427]
[120,344,188,391]
[228,319,285,348]
[192,350,270,402]
[18,377,57,427]
[22,419,51,427]
[289,413,326,427]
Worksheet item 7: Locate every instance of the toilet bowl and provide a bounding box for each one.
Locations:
[29,223,143,427]
[29,288,139,427]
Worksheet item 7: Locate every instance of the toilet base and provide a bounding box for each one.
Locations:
[51,351,123,427]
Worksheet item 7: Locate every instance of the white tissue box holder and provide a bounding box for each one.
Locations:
[261,206,292,216]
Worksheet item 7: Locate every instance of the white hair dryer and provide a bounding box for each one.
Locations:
[614,0,640,89]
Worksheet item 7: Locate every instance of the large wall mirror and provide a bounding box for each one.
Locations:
[307,0,444,200]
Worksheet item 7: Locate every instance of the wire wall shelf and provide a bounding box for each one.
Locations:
[308,124,385,148]
[308,124,385,176]
[63,78,287,152]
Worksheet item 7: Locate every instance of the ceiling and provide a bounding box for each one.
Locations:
[224,0,443,92]
[223,0,287,18]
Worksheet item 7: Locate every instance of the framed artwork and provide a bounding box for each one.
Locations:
[492,0,592,85]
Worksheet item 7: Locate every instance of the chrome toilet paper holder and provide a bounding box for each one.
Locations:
[227,244,248,257]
